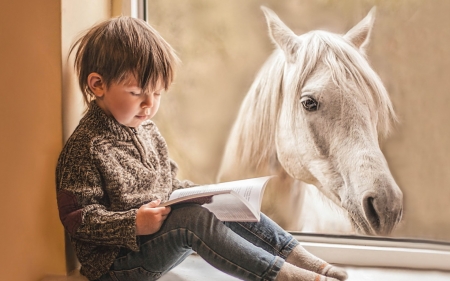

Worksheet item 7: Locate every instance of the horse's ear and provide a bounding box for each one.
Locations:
[344,7,376,52]
[261,6,299,62]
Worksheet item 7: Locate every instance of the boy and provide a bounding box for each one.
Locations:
[56,16,347,281]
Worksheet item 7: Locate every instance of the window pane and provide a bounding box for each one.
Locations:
[147,0,450,242]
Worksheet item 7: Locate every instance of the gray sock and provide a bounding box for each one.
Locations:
[285,245,348,281]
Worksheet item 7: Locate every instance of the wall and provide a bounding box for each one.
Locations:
[0,0,111,280]
[61,0,113,275]
[0,0,65,280]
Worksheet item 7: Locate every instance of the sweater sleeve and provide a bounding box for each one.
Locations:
[169,159,196,191]
[56,146,139,251]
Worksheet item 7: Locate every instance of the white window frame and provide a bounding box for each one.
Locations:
[294,233,450,271]
[121,0,147,20]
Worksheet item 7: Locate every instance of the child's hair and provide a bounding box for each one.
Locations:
[70,16,180,106]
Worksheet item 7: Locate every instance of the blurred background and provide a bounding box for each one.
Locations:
[147,0,450,242]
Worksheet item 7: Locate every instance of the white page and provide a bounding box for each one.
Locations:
[167,186,229,200]
[203,192,259,221]
[222,177,271,212]
[168,177,271,203]
[165,177,272,215]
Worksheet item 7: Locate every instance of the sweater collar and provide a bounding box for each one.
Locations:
[83,101,137,141]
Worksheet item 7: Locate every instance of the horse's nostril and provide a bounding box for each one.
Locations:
[361,186,403,235]
[363,196,381,232]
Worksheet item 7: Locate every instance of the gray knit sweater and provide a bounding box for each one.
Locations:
[56,101,192,280]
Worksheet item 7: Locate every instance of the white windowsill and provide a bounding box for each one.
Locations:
[42,234,450,281]
[293,233,450,271]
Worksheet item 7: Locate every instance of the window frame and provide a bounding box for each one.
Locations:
[138,0,450,273]
[121,0,144,19]
[293,233,450,271]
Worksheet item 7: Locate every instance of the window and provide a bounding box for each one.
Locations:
[145,0,450,270]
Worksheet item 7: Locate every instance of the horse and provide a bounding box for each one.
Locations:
[217,6,403,236]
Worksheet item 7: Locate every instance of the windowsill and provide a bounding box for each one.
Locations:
[42,233,450,281]
[160,253,450,281]
[292,232,450,271]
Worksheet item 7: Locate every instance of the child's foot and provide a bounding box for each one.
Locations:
[319,263,348,281]
[285,245,348,280]
[276,262,341,281]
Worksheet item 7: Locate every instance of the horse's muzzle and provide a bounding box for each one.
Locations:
[361,179,403,236]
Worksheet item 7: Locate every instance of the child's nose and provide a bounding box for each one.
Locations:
[142,94,154,108]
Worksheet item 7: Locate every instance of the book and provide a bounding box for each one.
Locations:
[160,176,273,222]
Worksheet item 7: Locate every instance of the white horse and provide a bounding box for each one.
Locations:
[218,7,403,236]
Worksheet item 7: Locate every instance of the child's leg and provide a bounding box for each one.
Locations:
[102,204,284,281]
[225,214,347,281]
[223,213,298,259]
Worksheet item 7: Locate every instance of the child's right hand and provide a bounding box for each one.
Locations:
[135,199,171,235]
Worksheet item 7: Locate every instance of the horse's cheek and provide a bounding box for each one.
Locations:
[275,131,312,180]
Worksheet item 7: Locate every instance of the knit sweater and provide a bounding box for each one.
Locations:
[56,101,192,280]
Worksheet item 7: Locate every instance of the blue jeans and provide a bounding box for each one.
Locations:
[98,204,298,281]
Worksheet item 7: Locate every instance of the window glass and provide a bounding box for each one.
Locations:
[147,0,450,242]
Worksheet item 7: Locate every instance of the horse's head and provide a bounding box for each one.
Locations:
[262,7,403,236]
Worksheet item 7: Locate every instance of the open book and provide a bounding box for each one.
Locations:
[160,176,273,222]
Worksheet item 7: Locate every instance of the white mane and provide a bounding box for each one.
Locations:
[219,30,397,178]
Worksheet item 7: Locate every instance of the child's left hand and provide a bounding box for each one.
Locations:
[135,199,171,235]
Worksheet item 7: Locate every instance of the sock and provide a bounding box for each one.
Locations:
[285,245,348,281]
[276,262,340,281]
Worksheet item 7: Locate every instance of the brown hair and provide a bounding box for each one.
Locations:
[70,16,180,106]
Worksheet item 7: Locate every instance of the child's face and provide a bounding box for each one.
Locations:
[92,74,163,128]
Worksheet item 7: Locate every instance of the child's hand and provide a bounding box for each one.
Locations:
[135,199,171,235]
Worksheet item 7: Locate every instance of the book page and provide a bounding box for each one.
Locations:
[160,190,231,207]
[167,185,232,200]
[167,176,271,203]
[223,177,271,212]
[163,177,272,220]
[203,192,259,222]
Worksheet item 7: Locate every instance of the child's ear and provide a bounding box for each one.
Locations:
[87,73,106,98]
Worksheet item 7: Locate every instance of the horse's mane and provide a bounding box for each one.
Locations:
[218,30,397,180]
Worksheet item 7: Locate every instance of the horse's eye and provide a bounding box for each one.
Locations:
[301,96,319,111]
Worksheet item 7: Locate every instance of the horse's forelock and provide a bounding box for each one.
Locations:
[304,31,397,137]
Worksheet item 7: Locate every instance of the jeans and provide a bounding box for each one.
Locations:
[97,204,298,281]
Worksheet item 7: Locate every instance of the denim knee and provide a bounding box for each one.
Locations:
[170,204,216,227]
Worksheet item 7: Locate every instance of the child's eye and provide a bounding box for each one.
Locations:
[130,92,141,96]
